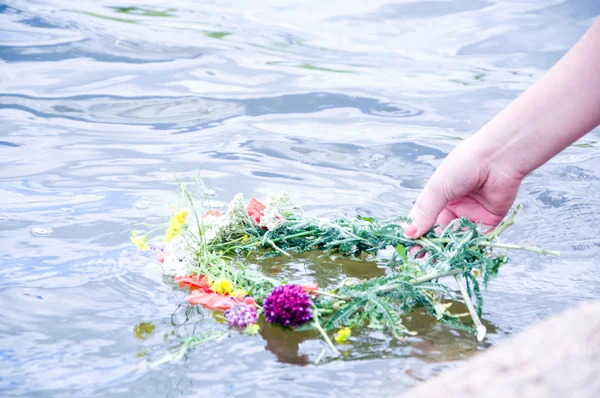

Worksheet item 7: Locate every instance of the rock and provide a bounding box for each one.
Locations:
[400,300,600,398]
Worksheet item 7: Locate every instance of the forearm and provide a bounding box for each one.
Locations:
[474,18,600,178]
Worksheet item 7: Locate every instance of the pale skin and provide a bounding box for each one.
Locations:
[405,18,600,239]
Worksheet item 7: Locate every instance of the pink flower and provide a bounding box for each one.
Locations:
[203,209,222,218]
[247,198,266,224]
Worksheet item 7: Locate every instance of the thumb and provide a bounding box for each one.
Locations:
[405,178,449,239]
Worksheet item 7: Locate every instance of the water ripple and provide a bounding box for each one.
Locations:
[1,0,599,397]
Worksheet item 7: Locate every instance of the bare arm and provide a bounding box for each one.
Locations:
[479,18,600,178]
[406,19,600,239]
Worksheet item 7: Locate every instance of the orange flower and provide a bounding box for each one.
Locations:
[176,274,213,293]
[186,291,257,311]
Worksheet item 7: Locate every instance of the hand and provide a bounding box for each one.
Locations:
[403,19,600,239]
[404,136,524,239]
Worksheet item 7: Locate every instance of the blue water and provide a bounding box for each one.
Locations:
[1,1,600,396]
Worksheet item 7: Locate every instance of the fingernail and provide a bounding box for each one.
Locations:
[405,224,418,238]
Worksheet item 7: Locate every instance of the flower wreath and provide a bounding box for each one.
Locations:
[131,192,556,360]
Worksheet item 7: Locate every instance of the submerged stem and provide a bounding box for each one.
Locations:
[315,347,327,365]
[454,275,486,342]
[313,310,340,355]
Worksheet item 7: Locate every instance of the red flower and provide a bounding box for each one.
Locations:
[302,283,319,294]
[247,198,266,224]
[186,291,257,311]
[203,209,222,218]
[176,274,213,293]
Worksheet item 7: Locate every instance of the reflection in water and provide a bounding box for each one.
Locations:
[133,321,156,341]
[0,95,245,129]
[0,92,422,131]
[260,323,310,365]
[1,0,599,397]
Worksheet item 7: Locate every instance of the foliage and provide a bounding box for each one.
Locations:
[132,189,558,361]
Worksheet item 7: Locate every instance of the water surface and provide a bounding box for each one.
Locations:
[1,1,600,396]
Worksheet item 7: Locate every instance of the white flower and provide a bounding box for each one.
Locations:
[161,235,196,276]
[260,192,302,230]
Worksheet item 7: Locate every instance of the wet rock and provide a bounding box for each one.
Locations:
[400,300,600,398]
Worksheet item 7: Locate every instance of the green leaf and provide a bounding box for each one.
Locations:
[109,6,176,17]
[76,11,136,23]
[368,296,398,326]
[205,31,231,39]
[395,244,408,261]
[298,63,353,74]
[323,299,367,330]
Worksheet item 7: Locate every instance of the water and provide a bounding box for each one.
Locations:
[1,0,600,396]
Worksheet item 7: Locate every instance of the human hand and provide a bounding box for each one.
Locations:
[404,136,524,239]
[404,19,600,239]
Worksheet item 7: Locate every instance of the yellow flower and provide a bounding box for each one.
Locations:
[231,289,248,298]
[170,209,189,229]
[130,231,149,251]
[165,227,179,242]
[211,278,233,295]
[165,208,189,242]
[334,327,351,343]
[245,324,260,335]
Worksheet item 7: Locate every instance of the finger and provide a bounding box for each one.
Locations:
[447,198,504,227]
[406,179,449,239]
[446,200,504,236]
[408,245,423,258]
[434,207,458,233]
[445,201,497,233]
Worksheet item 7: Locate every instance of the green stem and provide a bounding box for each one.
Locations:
[415,237,559,256]
[230,230,319,251]
[324,238,363,247]
[209,235,248,249]
[478,241,559,256]
[272,230,319,242]
[487,205,522,240]
[315,347,327,365]
[264,237,291,257]
[312,310,340,355]
[410,269,464,284]
[376,269,463,294]
[454,275,486,342]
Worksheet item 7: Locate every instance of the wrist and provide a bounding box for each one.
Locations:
[468,125,530,182]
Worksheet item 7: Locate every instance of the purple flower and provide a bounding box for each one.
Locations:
[263,284,313,327]
[225,303,257,328]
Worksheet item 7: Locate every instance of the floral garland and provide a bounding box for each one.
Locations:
[131,192,557,358]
